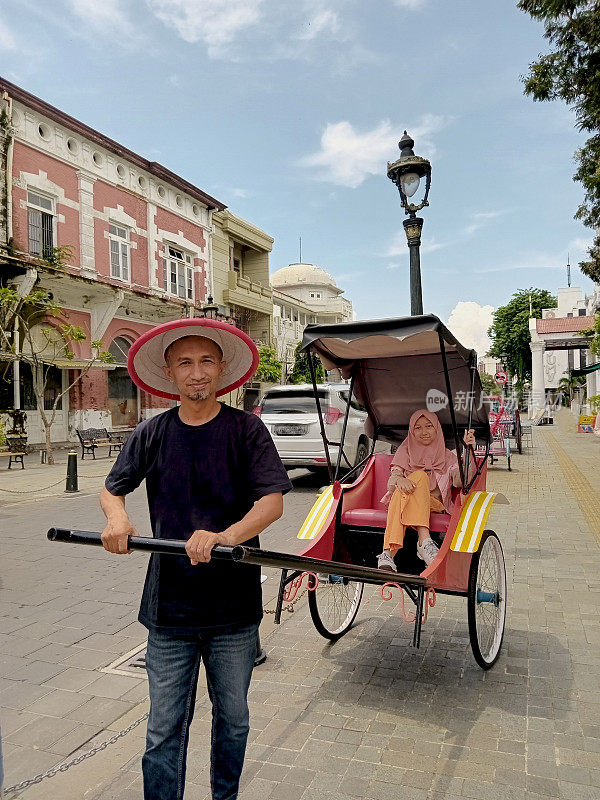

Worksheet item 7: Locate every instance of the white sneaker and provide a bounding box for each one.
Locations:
[416,538,439,566]
[377,550,398,572]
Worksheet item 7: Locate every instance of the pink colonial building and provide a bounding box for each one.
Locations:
[0,78,274,445]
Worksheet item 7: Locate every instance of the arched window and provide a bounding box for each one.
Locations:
[108,337,138,427]
[109,336,131,365]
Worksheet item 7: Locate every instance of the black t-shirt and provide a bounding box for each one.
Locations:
[105,404,292,633]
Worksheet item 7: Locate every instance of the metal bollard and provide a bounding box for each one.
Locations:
[65,451,79,493]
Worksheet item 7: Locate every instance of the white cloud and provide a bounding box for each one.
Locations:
[475,259,563,274]
[393,0,428,7]
[300,114,445,188]
[230,187,249,198]
[462,209,506,237]
[384,232,447,258]
[336,270,364,282]
[147,0,263,56]
[299,9,341,40]
[68,0,135,35]
[447,301,494,358]
[569,236,593,255]
[0,17,16,50]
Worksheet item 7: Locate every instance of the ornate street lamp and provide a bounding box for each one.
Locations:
[201,295,219,320]
[387,131,432,316]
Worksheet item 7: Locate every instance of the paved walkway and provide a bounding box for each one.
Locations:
[1,410,599,799]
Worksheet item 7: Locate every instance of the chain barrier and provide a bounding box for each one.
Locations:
[4,712,150,798]
[264,587,307,615]
[0,477,66,494]
[0,471,109,494]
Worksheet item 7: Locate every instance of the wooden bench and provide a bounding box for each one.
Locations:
[76,428,122,461]
[107,429,132,455]
[0,437,27,469]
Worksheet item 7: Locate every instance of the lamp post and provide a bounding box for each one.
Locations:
[387,131,432,316]
[201,296,219,320]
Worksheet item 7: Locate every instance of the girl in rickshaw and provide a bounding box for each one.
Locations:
[378,409,476,571]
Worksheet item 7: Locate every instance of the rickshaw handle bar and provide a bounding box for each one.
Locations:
[47,528,426,587]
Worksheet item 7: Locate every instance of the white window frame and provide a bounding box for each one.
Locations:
[162,245,194,301]
[27,190,55,258]
[108,223,130,282]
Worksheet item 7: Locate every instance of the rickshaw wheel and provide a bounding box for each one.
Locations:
[308,577,364,640]
[467,531,506,669]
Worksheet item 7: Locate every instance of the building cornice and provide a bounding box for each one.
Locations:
[213,210,273,252]
[1,76,226,212]
[272,289,315,313]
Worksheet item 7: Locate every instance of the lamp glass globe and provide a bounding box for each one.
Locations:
[400,171,420,198]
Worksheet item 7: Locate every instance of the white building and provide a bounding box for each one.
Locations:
[270,262,354,381]
[529,285,600,412]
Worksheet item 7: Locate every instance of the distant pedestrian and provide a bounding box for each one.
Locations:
[100,319,291,800]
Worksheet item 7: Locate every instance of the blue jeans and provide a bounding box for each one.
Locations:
[142,622,259,800]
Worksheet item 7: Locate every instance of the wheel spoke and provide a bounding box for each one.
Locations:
[472,534,506,666]
[313,578,362,636]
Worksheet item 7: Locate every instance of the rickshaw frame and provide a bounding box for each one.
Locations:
[269,314,507,666]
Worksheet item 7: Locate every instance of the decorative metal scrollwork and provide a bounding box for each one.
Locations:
[282,571,320,603]
[380,583,437,624]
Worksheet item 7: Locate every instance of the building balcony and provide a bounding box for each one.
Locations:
[223,270,273,316]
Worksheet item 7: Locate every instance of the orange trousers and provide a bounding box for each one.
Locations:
[383,470,445,551]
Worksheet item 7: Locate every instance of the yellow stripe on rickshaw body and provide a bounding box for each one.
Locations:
[450,490,497,553]
[297,485,336,540]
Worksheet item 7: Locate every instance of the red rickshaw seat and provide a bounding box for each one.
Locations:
[341,453,452,533]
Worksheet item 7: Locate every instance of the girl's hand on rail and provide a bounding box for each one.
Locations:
[463,429,476,448]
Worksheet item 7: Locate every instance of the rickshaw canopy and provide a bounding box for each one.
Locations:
[301,314,490,444]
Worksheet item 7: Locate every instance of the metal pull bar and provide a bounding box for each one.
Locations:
[47,528,236,559]
[47,528,427,588]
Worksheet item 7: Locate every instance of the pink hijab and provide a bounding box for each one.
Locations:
[391,409,458,512]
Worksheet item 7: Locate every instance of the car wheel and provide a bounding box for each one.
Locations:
[354,439,369,468]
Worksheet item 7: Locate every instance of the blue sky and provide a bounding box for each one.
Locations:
[1,0,596,352]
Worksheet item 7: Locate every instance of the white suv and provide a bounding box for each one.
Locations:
[254,383,371,471]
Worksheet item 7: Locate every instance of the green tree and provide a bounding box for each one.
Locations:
[255,346,282,383]
[289,342,324,384]
[519,0,600,281]
[579,311,600,356]
[479,371,503,397]
[487,288,556,383]
[0,287,114,464]
[557,374,586,406]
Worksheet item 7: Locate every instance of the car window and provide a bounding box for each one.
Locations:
[262,390,326,414]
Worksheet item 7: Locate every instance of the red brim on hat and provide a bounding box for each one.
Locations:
[127,319,259,400]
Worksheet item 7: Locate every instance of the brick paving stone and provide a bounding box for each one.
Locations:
[47,722,106,756]
[1,744,63,784]
[0,680,53,710]
[44,666,104,691]
[79,672,145,699]
[0,707,37,737]
[8,715,79,749]
[67,696,134,726]
[23,687,88,716]
[559,782,600,800]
